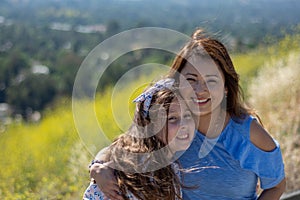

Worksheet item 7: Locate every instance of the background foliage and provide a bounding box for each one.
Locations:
[1,32,300,198]
[1,0,300,118]
[1,0,300,198]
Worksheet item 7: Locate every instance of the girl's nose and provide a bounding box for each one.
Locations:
[180,118,189,129]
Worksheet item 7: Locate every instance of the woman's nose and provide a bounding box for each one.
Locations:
[193,81,208,93]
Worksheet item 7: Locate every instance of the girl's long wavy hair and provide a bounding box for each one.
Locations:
[106,88,182,200]
[168,28,261,123]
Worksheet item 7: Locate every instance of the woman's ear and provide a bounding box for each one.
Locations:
[224,87,228,97]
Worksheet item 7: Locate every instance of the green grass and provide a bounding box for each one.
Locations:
[0,100,88,199]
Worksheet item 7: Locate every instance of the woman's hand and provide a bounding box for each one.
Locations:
[90,161,124,200]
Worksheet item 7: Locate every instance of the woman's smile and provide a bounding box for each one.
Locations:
[179,56,226,116]
[191,97,211,105]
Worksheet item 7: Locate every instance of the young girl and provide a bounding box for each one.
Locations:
[90,28,286,200]
[83,78,195,200]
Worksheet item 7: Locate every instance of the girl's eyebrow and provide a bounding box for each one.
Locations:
[168,111,179,117]
[169,107,180,113]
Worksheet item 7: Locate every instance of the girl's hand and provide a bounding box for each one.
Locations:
[90,161,124,200]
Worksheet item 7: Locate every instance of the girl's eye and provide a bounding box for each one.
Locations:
[184,113,192,119]
[168,116,178,123]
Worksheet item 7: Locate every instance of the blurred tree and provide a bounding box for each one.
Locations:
[6,74,57,118]
[0,50,30,87]
[106,20,120,36]
[0,50,30,103]
[53,52,83,95]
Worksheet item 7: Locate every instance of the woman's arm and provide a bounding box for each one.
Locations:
[89,147,124,200]
[257,178,286,200]
[90,162,123,200]
[250,120,286,200]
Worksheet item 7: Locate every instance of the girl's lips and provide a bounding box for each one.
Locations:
[176,133,189,140]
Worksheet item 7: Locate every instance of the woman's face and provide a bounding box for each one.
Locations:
[165,98,195,152]
[179,55,226,117]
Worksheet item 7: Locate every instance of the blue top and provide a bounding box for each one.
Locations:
[178,115,285,200]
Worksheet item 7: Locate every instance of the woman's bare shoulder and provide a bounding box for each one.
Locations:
[249,119,276,152]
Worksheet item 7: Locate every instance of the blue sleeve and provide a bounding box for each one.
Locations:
[242,139,285,189]
[224,116,285,189]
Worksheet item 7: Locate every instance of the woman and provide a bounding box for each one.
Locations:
[90,28,286,200]
[167,28,286,199]
[84,79,195,200]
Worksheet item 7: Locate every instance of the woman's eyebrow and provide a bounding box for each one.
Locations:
[205,74,219,78]
[185,73,219,78]
[184,73,197,77]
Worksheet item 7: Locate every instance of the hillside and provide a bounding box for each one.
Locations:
[1,0,300,120]
[0,32,300,198]
[248,52,300,192]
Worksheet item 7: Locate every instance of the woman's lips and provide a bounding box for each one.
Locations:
[192,97,210,105]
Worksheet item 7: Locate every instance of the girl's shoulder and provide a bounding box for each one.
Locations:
[83,183,104,200]
[83,183,139,200]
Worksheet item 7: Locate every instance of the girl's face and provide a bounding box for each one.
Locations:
[179,55,226,117]
[166,98,195,152]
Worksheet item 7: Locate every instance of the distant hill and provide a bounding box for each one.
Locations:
[1,0,300,43]
[1,0,300,119]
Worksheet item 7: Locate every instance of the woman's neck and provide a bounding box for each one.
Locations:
[196,108,229,138]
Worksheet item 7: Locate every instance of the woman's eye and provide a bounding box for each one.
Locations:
[207,79,217,84]
[186,78,196,82]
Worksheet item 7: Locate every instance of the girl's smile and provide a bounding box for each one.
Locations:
[166,98,195,152]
